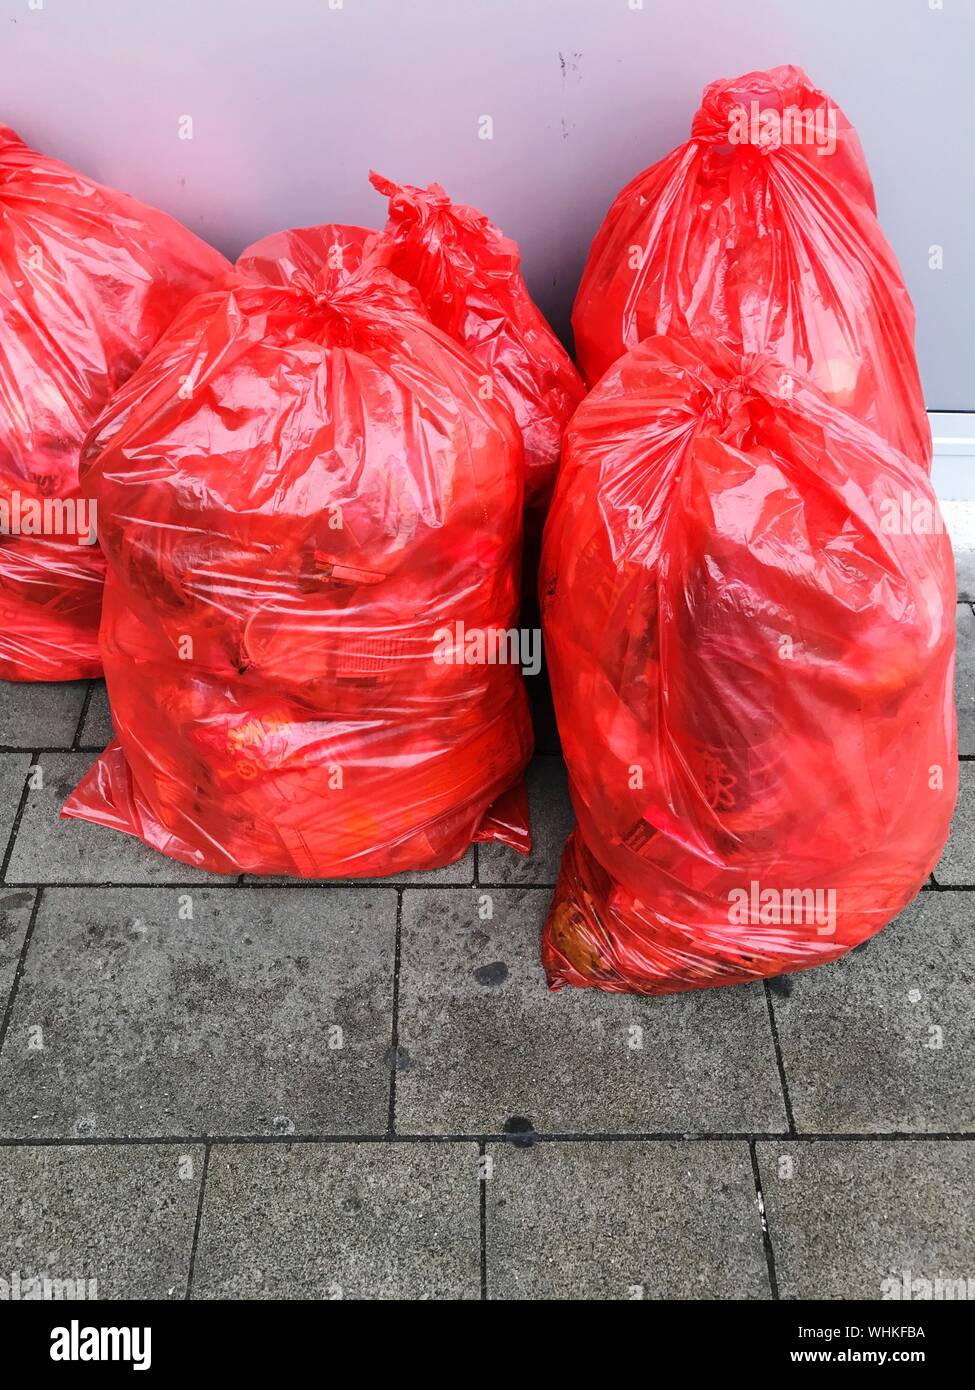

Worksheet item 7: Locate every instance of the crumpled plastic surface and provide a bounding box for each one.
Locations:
[63,225,533,876]
[541,334,956,995]
[368,172,584,530]
[572,66,931,469]
[0,124,230,680]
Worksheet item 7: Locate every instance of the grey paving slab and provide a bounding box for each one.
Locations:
[4,751,222,884]
[757,1140,975,1300]
[486,1140,768,1300]
[0,1143,203,1300]
[393,850,475,885]
[956,605,975,756]
[193,1141,480,1299]
[935,759,975,885]
[0,752,31,864]
[0,886,396,1138]
[769,892,975,1133]
[78,681,115,749]
[478,756,573,885]
[0,679,88,749]
[395,888,786,1134]
[0,887,34,1012]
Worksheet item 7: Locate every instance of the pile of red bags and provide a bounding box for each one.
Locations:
[63,225,533,876]
[9,67,951,951]
[0,124,229,680]
[541,68,955,995]
[572,66,931,468]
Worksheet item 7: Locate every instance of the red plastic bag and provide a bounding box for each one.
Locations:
[368,172,584,529]
[572,67,931,468]
[0,124,230,680]
[541,334,956,995]
[62,224,533,877]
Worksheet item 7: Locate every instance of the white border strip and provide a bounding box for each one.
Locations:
[930,412,975,502]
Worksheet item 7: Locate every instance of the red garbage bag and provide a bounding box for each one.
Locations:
[541,334,956,995]
[0,124,230,680]
[368,172,584,529]
[572,67,931,468]
[62,224,533,877]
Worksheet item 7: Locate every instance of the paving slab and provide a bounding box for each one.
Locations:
[956,605,975,756]
[0,679,88,749]
[478,756,573,886]
[935,760,975,885]
[768,892,975,1133]
[393,851,476,885]
[0,886,396,1138]
[0,887,34,1013]
[78,681,115,749]
[193,1141,480,1299]
[0,1143,203,1300]
[486,1139,768,1299]
[4,751,222,884]
[757,1140,975,1300]
[0,752,31,867]
[395,888,786,1134]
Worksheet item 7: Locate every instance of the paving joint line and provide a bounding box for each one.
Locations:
[749,1140,779,1300]
[1,879,476,891]
[387,888,403,1136]
[0,750,39,884]
[184,1142,211,1301]
[71,682,96,751]
[0,745,104,755]
[763,979,797,1135]
[0,885,43,1062]
[478,1139,488,1301]
[0,1130,972,1148]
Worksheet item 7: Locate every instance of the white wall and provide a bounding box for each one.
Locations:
[3,0,972,407]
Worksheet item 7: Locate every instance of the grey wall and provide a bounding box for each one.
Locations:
[3,0,972,408]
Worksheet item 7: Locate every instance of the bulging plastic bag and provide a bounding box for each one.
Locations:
[0,124,230,680]
[541,334,956,995]
[62,225,533,876]
[572,67,931,468]
[368,172,584,529]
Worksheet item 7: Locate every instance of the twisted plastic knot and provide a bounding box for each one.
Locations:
[698,372,757,434]
[690,64,816,147]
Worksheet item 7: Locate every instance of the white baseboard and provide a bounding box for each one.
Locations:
[929,413,975,596]
[930,412,975,501]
